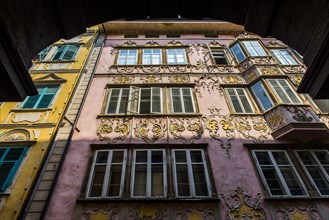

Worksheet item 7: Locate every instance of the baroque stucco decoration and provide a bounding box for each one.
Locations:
[233,116,270,143]
[97,118,131,143]
[286,106,313,122]
[221,75,244,84]
[203,107,235,158]
[12,113,43,123]
[81,204,120,220]
[281,65,306,74]
[275,203,322,220]
[288,74,303,86]
[0,129,31,141]
[134,118,167,143]
[129,204,167,220]
[140,74,161,83]
[112,75,133,84]
[176,204,215,220]
[221,187,266,220]
[168,75,190,83]
[261,67,280,75]
[194,74,220,98]
[169,117,204,144]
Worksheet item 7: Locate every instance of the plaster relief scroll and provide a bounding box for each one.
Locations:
[169,117,204,144]
[129,204,167,220]
[134,118,167,143]
[97,118,131,143]
[81,204,120,220]
[176,204,215,220]
[274,203,322,220]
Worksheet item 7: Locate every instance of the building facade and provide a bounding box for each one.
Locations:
[0,27,98,220]
[44,21,329,220]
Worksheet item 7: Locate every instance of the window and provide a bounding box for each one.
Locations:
[230,43,246,63]
[210,48,228,65]
[106,87,162,114]
[167,49,187,64]
[37,45,79,61]
[250,81,274,111]
[0,147,28,192]
[131,150,166,198]
[142,49,162,65]
[22,85,59,109]
[242,41,267,57]
[252,150,308,197]
[296,151,329,196]
[117,49,138,65]
[170,88,195,113]
[267,79,301,104]
[271,49,298,65]
[225,88,254,113]
[86,150,127,198]
[172,149,211,198]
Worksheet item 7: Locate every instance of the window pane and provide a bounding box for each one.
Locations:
[107,89,119,114]
[171,89,183,113]
[112,151,124,163]
[280,168,306,195]
[139,88,151,114]
[190,151,202,162]
[22,95,40,108]
[136,151,147,163]
[96,151,108,163]
[152,164,164,197]
[182,89,194,113]
[151,88,161,113]
[118,89,129,113]
[251,82,273,111]
[262,168,285,195]
[107,164,122,197]
[176,164,190,196]
[231,44,246,62]
[37,94,54,108]
[90,165,105,197]
[268,79,290,103]
[192,164,208,196]
[0,162,16,191]
[278,80,300,103]
[175,151,186,162]
[133,164,147,196]
[52,46,64,60]
[152,151,163,163]
[255,152,273,165]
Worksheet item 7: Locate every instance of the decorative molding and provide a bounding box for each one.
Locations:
[140,74,161,83]
[176,204,215,220]
[61,37,83,44]
[34,72,67,83]
[236,33,259,39]
[112,75,133,84]
[266,41,286,47]
[169,117,204,144]
[0,129,31,141]
[209,41,225,47]
[129,204,167,220]
[281,65,306,73]
[141,66,161,74]
[81,204,120,220]
[122,41,137,47]
[168,75,190,83]
[261,67,280,75]
[195,59,207,71]
[12,113,42,123]
[221,187,266,220]
[167,40,184,46]
[134,118,167,143]
[194,74,220,98]
[275,203,322,220]
[145,41,160,46]
[97,118,131,143]
[286,106,313,122]
[221,75,244,84]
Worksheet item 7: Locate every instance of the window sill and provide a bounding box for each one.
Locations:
[112,64,191,67]
[33,60,76,64]
[77,197,220,204]
[97,113,202,118]
[263,196,329,201]
[11,108,53,113]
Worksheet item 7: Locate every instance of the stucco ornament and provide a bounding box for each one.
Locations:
[169,117,204,144]
[194,74,220,98]
[81,204,120,220]
[281,65,306,73]
[12,113,42,123]
[288,74,303,86]
[195,59,207,71]
[266,41,286,47]
[0,129,31,141]
[264,107,286,131]
[203,107,235,158]
[189,44,207,56]
[176,204,215,220]
[112,75,133,84]
[166,65,190,73]
[97,118,131,143]
[168,75,190,83]
[220,187,266,220]
[129,204,167,220]
[222,75,244,84]
[134,118,167,143]
[261,67,280,75]
[286,106,313,122]
[243,71,258,83]
[141,74,161,83]
[234,116,270,143]
[141,66,161,74]
[111,65,135,74]
[275,203,322,220]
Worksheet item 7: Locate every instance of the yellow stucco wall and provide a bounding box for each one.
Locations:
[0,28,97,219]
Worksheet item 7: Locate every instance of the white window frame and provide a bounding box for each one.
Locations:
[225,88,254,113]
[295,150,329,197]
[250,81,275,111]
[86,149,127,198]
[242,40,267,57]
[230,43,246,63]
[137,87,163,114]
[267,79,302,104]
[252,150,308,197]
[131,149,167,198]
[142,49,162,65]
[210,48,229,65]
[172,149,212,198]
[271,49,298,65]
[106,88,130,114]
[166,48,187,64]
[117,49,138,65]
[169,88,196,114]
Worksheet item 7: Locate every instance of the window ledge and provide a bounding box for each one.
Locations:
[97,113,202,118]
[33,60,76,64]
[0,141,36,146]
[77,197,220,204]
[264,196,328,201]
[11,108,53,113]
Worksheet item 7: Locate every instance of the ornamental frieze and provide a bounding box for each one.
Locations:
[176,204,215,220]
[0,129,31,142]
[220,187,266,220]
[129,204,167,220]
[112,75,133,84]
[97,118,131,143]
[281,65,306,73]
[288,74,303,86]
[134,118,167,143]
[194,74,220,98]
[140,74,161,83]
[221,75,245,84]
[168,75,190,83]
[274,203,322,220]
[260,67,280,75]
[233,116,270,143]
[81,204,120,220]
[169,117,204,144]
